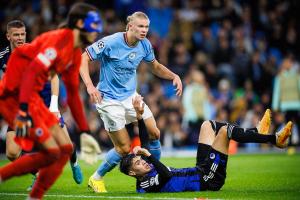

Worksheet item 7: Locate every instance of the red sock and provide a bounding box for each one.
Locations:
[0,148,60,181]
[30,144,73,199]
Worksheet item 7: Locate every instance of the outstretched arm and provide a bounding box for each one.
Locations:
[132,95,149,149]
[148,60,182,96]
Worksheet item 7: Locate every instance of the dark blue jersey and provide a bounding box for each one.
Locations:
[0,46,11,73]
[135,119,228,193]
[136,156,202,193]
[39,82,52,107]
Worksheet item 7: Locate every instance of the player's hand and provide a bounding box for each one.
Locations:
[173,74,182,96]
[15,110,33,138]
[132,95,144,119]
[87,84,102,104]
[80,132,101,165]
[133,146,151,157]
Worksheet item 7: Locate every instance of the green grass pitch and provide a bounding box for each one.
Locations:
[0,153,299,200]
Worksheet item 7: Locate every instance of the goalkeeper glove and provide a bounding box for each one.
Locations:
[80,132,101,165]
[14,103,34,151]
[15,104,33,138]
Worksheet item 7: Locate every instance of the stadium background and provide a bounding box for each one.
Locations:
[1,0,300,154]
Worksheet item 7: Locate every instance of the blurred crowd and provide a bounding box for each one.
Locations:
[1,0,300,152]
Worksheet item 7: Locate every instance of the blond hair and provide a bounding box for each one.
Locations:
[126,11,149,31]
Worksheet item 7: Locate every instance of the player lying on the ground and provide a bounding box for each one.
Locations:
[120,97,292,193]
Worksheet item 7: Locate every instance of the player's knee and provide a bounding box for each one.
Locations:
[149,127,160,140]
[219,126,227,136]
[115,145,131,156]
[200,120,214,136]
[201,120,212,131]
[219,126,227,134]
[6,151,20,161]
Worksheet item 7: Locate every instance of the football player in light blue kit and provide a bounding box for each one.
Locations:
[80,11,182,192]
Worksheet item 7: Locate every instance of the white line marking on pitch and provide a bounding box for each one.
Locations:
[0,192,213,200]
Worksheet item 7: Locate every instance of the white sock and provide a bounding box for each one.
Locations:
[26,197,40,200]
[92,172,102,180]
[71,161,78,167]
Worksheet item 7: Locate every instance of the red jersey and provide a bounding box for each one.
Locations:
[0,29,89,131]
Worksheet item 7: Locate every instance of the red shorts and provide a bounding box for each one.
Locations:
[0,92,59,144]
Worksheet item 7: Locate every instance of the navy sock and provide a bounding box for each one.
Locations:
[227,125,276,144]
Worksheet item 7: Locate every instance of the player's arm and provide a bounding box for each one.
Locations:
[147,60,182,96]
[49,73,66,127]
[80,52,94,88]
[80,39,108,103]
[61,67,89,132]
[49,74,60,114]
[16,47,57,138]
[80,52,102,104]
[147,155,172,179]
[132,95,149,149]
[134,146,172,179]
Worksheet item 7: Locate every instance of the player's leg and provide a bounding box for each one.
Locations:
[143,116,161,159]
[89,128,131,193]
[196,120,223,166]
[60,123,83,184]
[205,119,293,191]
[30,124,73,199]
[225,121,292,148]
[0,130,61,182]
[199,125,229,191]
[89,101,128,192]
[25,98,73,199]
[125,94,161,160]
[212,118,293,154]
[0,96,61,183]
[199,113,282,192]
[6,126,40,192]
[5,129,22,161]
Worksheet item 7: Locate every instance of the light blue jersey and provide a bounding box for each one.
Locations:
[86,32,155,100]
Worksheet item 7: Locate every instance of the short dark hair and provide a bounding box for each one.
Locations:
[119,154,136,175]
[7,20,25,31]
[67,2,98,29]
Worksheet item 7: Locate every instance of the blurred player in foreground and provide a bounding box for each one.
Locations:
[1,20,84,191]
[120,96,292,193]
[80,11,182,193]
[0,3,101,199]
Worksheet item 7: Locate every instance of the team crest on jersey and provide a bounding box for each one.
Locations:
[129,52,136,60]
[210,153,215,159]
[44,48,57,60]
[97,41,105,49]
[108,119,116,127]
[35,128,44,137]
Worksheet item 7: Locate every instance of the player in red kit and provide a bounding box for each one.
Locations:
[0,3,102,199]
